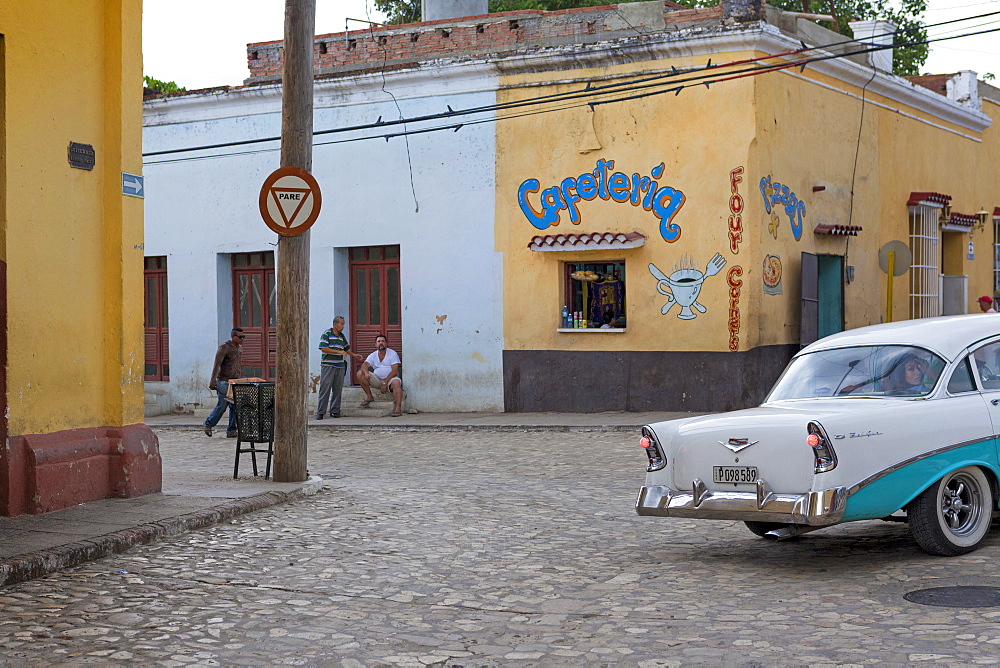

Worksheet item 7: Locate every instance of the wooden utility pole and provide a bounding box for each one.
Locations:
[273,0,315,482]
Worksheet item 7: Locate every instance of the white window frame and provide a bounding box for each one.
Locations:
[908,204,941,319]
[994,217,1000,296]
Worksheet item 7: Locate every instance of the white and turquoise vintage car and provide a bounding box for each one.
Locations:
[636,315,1000,555]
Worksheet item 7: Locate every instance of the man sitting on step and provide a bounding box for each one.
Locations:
[357,334,403,417]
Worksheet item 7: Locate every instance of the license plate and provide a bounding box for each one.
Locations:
[713,466,758,484]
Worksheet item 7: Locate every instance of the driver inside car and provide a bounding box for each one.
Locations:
[974,347,1000,387]
[885,354,932,395]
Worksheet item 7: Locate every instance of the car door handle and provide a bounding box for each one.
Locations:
[992,399,999,406]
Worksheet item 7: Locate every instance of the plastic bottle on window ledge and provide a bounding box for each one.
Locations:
[562,305,569,328]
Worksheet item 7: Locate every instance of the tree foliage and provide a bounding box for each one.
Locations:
[372,0,610,25]
[672,0,927,75]
[373,0,928,75]
[372,0,420,24]
[143,75,186,94]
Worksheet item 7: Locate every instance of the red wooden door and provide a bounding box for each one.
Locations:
[144,256,169,380]
[232,252,276,380]
[349,246,401,382]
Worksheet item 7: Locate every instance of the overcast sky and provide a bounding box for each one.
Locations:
[142,0,1000,90]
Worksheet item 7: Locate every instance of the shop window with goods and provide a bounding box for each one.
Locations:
[561,261,626,330]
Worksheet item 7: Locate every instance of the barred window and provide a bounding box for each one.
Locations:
[909,205,940,319]
[994,218,1000,296]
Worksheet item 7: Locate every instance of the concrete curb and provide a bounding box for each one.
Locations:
[0,476,324,588]
[154,424,647,433]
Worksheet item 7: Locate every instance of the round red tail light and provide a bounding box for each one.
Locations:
[806,433,821,448]
[640,436,652,449]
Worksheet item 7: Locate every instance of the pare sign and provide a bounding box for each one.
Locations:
[259,166,322,237]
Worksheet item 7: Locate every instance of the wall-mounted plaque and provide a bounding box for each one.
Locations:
[68,142,95,170]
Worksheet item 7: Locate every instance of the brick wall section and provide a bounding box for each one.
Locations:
[905,74,952,97]
[246,2,724,81]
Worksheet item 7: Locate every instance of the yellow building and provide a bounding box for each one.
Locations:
[496,3,1000,412]
[0,1,159,516]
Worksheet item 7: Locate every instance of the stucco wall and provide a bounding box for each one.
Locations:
[497,50,759,355]
[498,37,1000,361]
[143,64,503,412]
[0,0,145,435]
[492,26,999,412]
[752,58,998,337]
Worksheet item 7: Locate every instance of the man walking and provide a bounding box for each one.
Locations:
[357,334,404,417]
[205,327,245,437]
[317,316,360,419]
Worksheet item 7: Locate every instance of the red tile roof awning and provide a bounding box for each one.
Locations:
[814,224,862,236]
[944,213,978,228]
[528,231,646,251]
[907,191,952,206]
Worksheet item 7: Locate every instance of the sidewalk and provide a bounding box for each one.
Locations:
[149,409,687,432]
[0,411,693,588]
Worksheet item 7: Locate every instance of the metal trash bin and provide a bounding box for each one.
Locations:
[231,381,275,479]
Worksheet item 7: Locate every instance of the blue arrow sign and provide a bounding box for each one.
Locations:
[122,172,144,198]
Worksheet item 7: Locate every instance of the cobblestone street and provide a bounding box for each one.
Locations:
[5,428,1000,665]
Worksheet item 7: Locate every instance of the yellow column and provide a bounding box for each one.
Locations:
[102,0,145,427]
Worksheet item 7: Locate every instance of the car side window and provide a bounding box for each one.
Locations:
[972,341,1000,391]
[948,356,977,394]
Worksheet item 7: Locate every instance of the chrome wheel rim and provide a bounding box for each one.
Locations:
[939,471,985,538]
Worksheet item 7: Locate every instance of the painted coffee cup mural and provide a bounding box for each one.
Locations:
[649,253,727,320]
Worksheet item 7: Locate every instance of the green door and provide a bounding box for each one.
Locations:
[801,252,844,345]
[817,254,844,339]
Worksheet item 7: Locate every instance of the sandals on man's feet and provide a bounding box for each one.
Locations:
[390,411,402,417]
[360,398,374,407]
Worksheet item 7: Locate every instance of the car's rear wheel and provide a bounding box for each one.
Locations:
[743,521,786,538]
[908,466,993,556]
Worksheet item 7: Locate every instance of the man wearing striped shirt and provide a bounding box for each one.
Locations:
[316,316,360,419]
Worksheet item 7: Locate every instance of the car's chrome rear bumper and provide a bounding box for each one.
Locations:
[635,479,847,526]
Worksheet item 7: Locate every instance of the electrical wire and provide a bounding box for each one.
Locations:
[142,19,1000,165]
[143,10,1000,159]
[926,0,1000,11]
[365,1,420,212]
[845,65,879,270]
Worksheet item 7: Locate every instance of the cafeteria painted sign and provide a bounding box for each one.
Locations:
[517,159,687,242]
